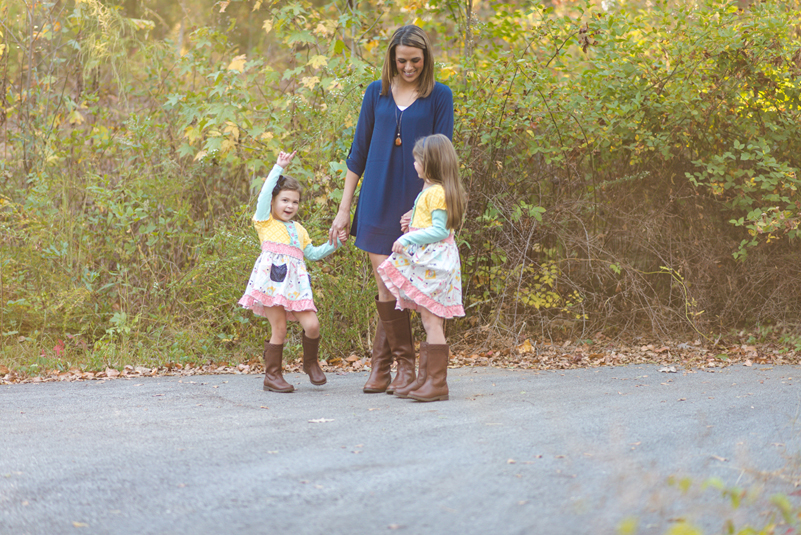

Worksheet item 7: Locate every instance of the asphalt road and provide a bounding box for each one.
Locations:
[2,364,800,535]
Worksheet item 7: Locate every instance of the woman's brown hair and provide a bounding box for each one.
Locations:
[412,134,466,230]
[380,25,435,98]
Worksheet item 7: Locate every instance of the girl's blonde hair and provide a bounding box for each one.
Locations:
[271,174,303,202]
[380,25,435,98]
[412,134,466,230]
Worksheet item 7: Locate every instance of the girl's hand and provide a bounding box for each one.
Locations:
[276,150,296,168]
[329,210,350,245]
[391,240,405,254]
[399,210,412,233]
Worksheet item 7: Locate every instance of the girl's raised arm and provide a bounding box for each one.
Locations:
[254,151,296,221]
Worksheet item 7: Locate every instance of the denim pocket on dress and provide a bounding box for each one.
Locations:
[270,263,288,283]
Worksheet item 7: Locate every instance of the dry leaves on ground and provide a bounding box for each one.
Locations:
[1,337,797,385]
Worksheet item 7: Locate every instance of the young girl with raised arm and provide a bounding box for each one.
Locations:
[239,150,346,393]
[377,134,466,402]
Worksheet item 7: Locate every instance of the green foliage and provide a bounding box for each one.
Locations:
[3,0,801,370]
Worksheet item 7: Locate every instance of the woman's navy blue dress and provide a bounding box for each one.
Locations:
[346,81,454,255]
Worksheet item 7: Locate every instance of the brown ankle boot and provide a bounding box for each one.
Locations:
[409,343,449,402]
[262,341,294,393]
[302,332,326,386]
[376,299,416,394]
[394,342,427,398]
[363,319,392,393]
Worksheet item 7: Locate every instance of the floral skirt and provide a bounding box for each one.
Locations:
[238,242,315,321]
[378,234,465,319]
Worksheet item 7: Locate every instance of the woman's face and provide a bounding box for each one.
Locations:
[394,45,425,85]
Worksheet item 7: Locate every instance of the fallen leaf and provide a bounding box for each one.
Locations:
[678,398,686,401]
[516,339,533,354]
[260,406,269,409]
[711,455,728,462]
[744,359,752,367]
[72,522,89,528]
[507,459,516,464]
[659,366,677,373]
[308,418,334,423]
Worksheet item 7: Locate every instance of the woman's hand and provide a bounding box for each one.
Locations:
[276,150,296,168]
[391,240,405,254]
[399,210,412,233]
[329,209,350,245]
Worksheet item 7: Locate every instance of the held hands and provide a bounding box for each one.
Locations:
[276,150,297,169]
[329,210,350,245]
[399,210,412,233]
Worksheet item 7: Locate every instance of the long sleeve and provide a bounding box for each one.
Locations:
[398,210,449,246]
[432,84,454,140]
[303,238,343,262]
[254,164,283,220]
[346,83,378,177]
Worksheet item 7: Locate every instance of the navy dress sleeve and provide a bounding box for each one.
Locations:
[346,83,378,177]
[347,82,455,256]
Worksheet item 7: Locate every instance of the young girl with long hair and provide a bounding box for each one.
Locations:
[377,134,466,402]
[239,150,346,393]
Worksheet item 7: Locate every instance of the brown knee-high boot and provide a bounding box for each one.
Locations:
[363,320,392,393]
[394,342,427,398]
[302,332,327,386]
[408,343,449,402]
[376,299,416,394]
[262,340,294,393]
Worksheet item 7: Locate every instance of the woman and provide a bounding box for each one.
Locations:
[328,25,454,394]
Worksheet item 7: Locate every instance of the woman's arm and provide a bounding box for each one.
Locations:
[329,83,377,244]
[329,169,360,244]
[432,84,454,140]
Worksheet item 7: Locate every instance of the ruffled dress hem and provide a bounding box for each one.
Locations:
[238,292,317,322]
[379,262,465,319]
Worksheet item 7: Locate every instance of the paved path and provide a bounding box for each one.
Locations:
[2,365,800,535]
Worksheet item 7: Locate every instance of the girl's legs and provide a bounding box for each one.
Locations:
[293,310,326,385]
[293,310,320,339]
[419,309,446,345]
[264,306,288,344]
[409,308,449,402]
[260,306,293,393]
[367,252,416,394]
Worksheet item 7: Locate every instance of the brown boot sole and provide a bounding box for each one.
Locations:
[363,386,388,393]
[408,393,449,402]
[263,385,294,393]
[309,377,327,386]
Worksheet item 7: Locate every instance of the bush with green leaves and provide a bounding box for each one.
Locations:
[2,0,801,371]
